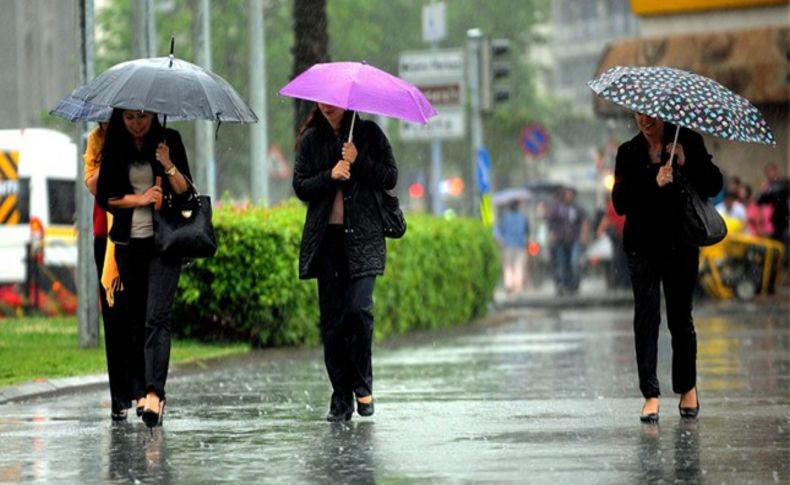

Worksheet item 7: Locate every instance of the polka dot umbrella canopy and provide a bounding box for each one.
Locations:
[588,66,775,151]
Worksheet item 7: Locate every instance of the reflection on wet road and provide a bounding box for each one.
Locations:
[0,304,787,483]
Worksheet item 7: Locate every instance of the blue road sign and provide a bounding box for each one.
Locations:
[521,124,550,158]
[476,147,491,194]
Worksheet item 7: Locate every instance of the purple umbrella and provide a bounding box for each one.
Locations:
[279,61,437,141]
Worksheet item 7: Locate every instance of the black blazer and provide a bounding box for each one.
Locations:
[612,124,722,255]
[293,116,397,279]
[96,128,193,245]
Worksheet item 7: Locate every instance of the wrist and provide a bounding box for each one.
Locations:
[165,164,177,176]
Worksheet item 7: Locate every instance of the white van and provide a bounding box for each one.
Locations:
[0,128,78,285]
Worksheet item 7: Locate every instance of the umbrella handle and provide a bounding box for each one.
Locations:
[667,125,680,168]
[347,111,356,143]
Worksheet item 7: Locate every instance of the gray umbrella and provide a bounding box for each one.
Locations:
[66,54,257,123]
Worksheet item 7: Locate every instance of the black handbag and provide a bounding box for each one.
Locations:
[153,180,217,258]
[677,171,727,247]
[374,189,407,239]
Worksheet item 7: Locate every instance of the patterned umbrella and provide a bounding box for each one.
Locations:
[588,66,775,146]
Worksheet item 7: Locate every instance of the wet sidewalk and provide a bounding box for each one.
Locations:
[0,302,787,484]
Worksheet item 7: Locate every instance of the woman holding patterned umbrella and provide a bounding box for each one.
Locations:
[590,66,773,423]
[612,113,721,423]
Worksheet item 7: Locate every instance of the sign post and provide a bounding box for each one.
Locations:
[400,45,465,215]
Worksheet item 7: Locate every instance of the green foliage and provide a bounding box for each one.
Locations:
[94,0,552,205]
[173,201,500,346]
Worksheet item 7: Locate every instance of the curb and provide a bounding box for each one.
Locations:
[494,291,634,310]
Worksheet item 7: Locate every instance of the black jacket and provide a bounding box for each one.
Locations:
[96,128,193,245]
[612,125,722,255]
[293,116,397,280]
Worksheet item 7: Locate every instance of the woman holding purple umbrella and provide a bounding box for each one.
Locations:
[293,103,397,422]
[612,112,722,424]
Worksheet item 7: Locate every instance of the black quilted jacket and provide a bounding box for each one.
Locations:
[293,116,398,280]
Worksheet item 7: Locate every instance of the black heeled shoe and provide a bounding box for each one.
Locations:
[111,408,128,422]
[142,399,165,428]
[356,398,374,417]
[136,398,146,418]
[326,408,353,422]
[679,391,700,418]
[640,401,660,424]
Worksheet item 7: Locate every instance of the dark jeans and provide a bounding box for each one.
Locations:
[94,237,133,411]
[552,241,581,293]
[115,237,181,400]
[316,226,376,416]
[627,246,699,398]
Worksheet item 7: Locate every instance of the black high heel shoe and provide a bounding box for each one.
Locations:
[679,390,700,418]
[136,398,146,418]
[142,398,166,428]
[640,400,660,424]
[356,397,374,417]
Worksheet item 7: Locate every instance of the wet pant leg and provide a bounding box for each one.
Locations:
[662,247,699,395]
[627,252,662,398]
[115,238,152,401]
[144,251,182,400]
[317,228,355,415]
[345,276,375,399]
[94,237,132,410]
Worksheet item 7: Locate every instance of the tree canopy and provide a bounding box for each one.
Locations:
[95,0,554,209]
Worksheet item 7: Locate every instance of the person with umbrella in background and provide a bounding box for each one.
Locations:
[96,109,193,428]
[292,103,397,422]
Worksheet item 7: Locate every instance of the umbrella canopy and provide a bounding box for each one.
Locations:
[65,56,257,123]
[587,66,775,146]
[50,95,113,122]
[493,187,531,206]
[279,61,437,124]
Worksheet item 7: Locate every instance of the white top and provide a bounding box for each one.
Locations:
[129,161,154,238]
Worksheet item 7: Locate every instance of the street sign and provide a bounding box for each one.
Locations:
[521,124,550,158]
[422,2,446,43]
[399,49,465,141]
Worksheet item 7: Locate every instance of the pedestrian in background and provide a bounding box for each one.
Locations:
[83,121,133,422]
[547,187,588,295]
[97,109,193,428]
[612,112,722,423]
[293,103,398,422]
[497,200,530,293]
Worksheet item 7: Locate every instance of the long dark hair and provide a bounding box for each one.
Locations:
[101,108,164,166]
[294,105,357,148]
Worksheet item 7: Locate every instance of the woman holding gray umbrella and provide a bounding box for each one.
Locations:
[293,103,398,422]
[612,112,722,423]
[97,108,193,428]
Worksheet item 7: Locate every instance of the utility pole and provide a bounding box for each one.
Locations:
[249,0,268,204]
[466,28,484,217]
[426,1,444,216]
[77,0,98,348]
[194,0,215,196]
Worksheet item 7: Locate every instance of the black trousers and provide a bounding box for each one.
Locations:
[316,226,376,415]
[627,246,699,398]
[94,237,133,411]
[115,237,181,400]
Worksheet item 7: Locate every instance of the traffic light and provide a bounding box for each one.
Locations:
[480,37,510,113]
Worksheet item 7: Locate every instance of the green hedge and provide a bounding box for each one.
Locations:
[173,199,500,347]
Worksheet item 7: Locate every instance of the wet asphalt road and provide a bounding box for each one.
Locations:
[0,302,787,484]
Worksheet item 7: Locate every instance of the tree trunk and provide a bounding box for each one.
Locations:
[291,0,329,135]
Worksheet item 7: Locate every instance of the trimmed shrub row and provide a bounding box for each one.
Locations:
[173,199,500,347]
